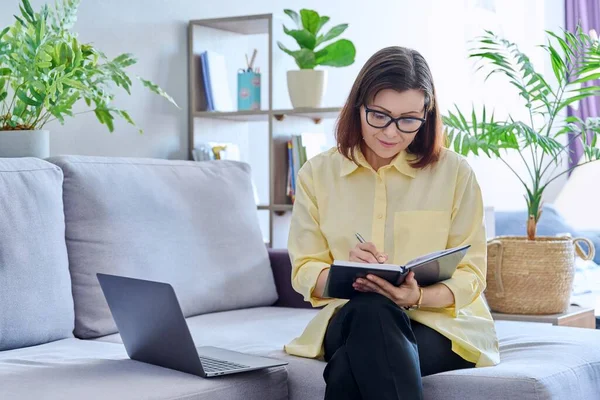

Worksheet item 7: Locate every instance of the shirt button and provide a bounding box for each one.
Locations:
[377,214,383,219]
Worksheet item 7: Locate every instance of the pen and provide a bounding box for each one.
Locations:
[355,232,366,243]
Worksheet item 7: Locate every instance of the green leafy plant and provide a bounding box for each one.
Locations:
[0,0,178,132]
[277,9,356,69]
[443,27,600,239]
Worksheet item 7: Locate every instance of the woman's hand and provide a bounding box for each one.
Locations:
[353,271,421,308]
[349,242,388,264]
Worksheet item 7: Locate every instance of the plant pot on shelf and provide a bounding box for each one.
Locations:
[286,70,327,109]
[485,235,595,315]
[0,130,50,158]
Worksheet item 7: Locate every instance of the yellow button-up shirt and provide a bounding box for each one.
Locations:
[284,146,500,367]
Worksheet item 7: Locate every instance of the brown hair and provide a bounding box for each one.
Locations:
[335,46,444,169]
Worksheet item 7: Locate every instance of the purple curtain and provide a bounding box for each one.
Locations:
[566,0,600,170]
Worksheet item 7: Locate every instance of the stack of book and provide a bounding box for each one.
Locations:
[286,135,307,203]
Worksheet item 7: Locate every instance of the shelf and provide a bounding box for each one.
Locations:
[194,110,269,121]
[256,204,293,212]
[272,107,342,123]
[272,204,293,212]
[190,14,271,35]
[194,107,342,123]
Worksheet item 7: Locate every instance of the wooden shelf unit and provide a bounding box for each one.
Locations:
[188,13,341,247]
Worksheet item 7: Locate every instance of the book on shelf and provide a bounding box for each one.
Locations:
[286,135,307,204]
[192,142,241,162]
[198,51,234,112]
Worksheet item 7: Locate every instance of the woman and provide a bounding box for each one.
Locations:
[284,46,500,400]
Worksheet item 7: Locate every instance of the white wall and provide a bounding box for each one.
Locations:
[1,0,565,211]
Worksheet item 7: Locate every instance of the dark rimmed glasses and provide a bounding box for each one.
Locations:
[364,107,426,133]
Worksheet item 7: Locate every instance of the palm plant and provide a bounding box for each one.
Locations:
[444,26,600,239]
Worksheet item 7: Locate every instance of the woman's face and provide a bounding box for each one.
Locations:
[360,89,426,163]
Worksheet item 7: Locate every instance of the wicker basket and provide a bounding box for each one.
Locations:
[485,236,595,315]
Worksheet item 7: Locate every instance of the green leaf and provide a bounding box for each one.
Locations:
[283,9,301,29]
[454,131,462,153]
[116,109,141,133]
[63,78,87,90]
[94,107,115,132]
[314,39,355,67]
[547,44,566,84]
[17,90,41,106]
[19,5,34,24]
[59,42,69,65]
[570,72,600,85]
[559,93,597,110]
[36,20,46,47]
[0,27,9,41]
[22,0,35,19]
[137,77,180,108]
[277,41,294,56]
[316,24,348,47]
[14,15,26,27]
[283,26,316,50]
[30,84,45,102]
[112,53,137,68]
[300,9,320,35]
[0,68,11,76]
[293,48,316,69]
[546,30,574,58]
[316,16,330,34]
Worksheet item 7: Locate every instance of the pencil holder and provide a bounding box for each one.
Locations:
[237,70,261,111]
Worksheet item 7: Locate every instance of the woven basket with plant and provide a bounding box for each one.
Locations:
[444,27,599,314]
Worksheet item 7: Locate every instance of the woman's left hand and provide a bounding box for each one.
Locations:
[353,271,421,308]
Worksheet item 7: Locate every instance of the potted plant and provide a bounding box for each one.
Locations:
[277,9,356,109]
[443,27,599,314]
[0,0,178,158]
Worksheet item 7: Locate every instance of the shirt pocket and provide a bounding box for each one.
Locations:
[393,210,451,264]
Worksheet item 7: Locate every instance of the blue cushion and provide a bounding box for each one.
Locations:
[495,205,600,264]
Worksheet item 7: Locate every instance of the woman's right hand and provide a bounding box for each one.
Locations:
[349,242,388,264]
[313,242,388,299]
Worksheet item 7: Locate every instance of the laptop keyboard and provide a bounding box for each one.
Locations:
[199,355,249,373]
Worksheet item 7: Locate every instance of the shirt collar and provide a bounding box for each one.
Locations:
[339,147,417,178]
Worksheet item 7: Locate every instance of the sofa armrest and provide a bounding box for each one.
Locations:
[268,248,313,309]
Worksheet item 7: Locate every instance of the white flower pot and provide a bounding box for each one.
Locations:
[287,69,327,108]
[0,130,50,158]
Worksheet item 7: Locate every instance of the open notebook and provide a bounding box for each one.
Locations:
[323,244,471,299]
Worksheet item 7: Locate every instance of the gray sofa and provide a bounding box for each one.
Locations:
[1,156,599,400]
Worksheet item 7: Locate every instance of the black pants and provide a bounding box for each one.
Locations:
[323,292,474,400]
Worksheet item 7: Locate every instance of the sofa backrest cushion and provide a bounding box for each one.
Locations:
[0,158,74,351]
[47,156,277,339]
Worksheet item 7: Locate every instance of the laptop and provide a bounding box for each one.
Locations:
[96,273,287,378]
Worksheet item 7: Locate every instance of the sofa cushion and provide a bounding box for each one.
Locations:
[265,320,600,400]
[47,156,278,339]
[0,339,287,400]
[97,306,600,399]
[0,158,74,351]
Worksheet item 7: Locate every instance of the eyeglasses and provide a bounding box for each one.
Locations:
[364,107,426,133]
